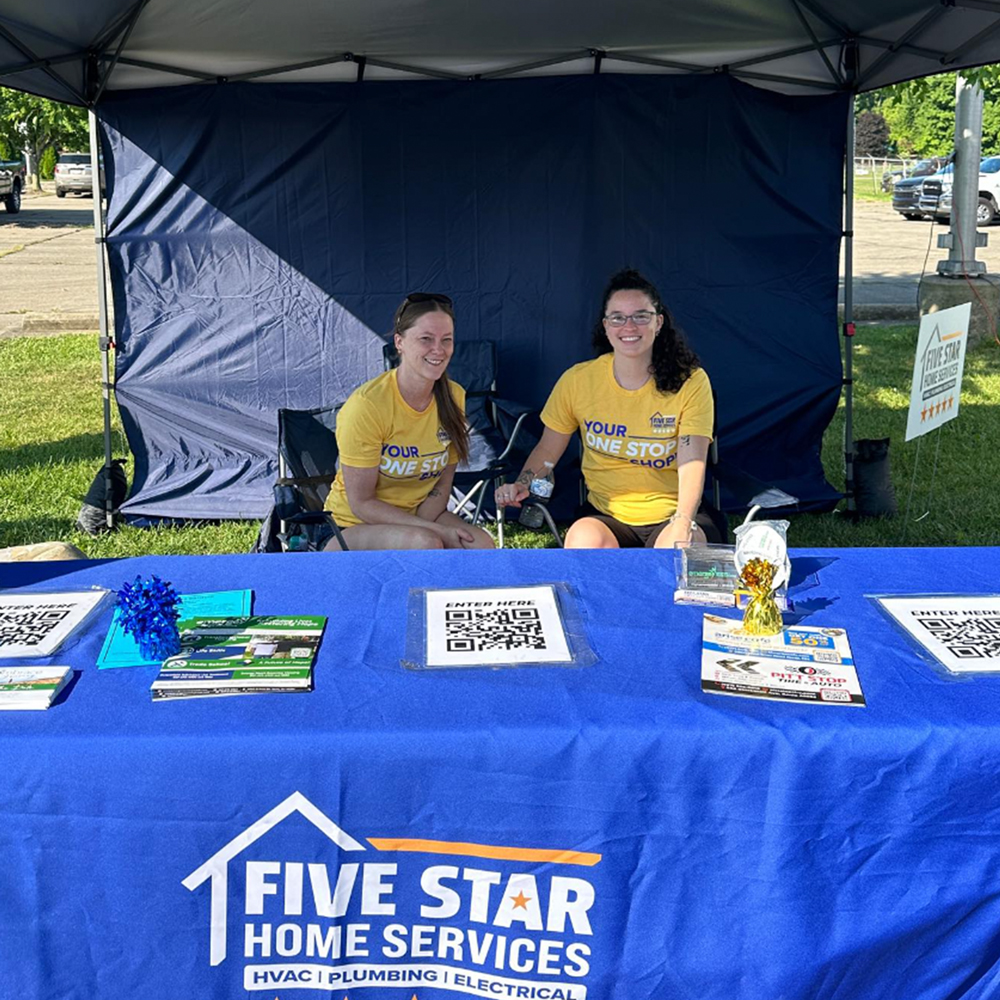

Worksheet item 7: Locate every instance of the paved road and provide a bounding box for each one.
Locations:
[0,188,109,338]
[4,190,1000,336]
[840,200,1000,315]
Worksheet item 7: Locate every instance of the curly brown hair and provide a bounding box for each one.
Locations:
[591,269,701,394]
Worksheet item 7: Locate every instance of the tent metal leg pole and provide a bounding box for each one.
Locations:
[843,96,856,512]
[89,109,115,530]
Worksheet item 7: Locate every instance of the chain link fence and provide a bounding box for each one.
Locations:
[853,156,920,194]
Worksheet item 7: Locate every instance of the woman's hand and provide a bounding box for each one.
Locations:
[434,522,477,548]
[495,481,530,508]
[656,513,695,550]
[503,428,572,509]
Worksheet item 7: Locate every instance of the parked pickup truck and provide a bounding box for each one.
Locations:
[923,155,1000,226]
[0,158,24,214]
[892,173,931,220]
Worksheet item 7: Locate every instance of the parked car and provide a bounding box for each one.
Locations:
[882,156,951,193]
[0,157,24,213]
[54,152,105,198]
[916,164,954,219]
[892,173,933,220]
[926,155,1000,226]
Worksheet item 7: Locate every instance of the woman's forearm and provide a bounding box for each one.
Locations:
[673,434,711,522]
[674,458,706,521]
[414,467,456,521]
[349,495,443,531]
[513,429,572,486]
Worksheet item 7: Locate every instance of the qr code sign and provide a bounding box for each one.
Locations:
[918,617,1000,659]
[425,586,573,667]
[0,610,72,647]
[444,607,546,653]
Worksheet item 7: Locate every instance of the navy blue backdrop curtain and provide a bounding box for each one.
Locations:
[98,75,848,522]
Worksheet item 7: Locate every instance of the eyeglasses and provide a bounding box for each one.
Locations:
[605,310,657,327]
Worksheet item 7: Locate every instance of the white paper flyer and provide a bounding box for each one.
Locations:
[701,614,864,705]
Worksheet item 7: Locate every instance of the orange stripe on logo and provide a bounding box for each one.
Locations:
[941,331,964,340]
[367,837,602,867]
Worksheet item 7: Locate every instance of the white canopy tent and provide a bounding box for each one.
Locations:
[1,0,996,522]
[2,0,1000,99]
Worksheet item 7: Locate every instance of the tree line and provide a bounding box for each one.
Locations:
[0,86,88,189]
[856,68,1000,159]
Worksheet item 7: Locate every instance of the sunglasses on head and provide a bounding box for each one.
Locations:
[394,292,454,333]
[403,292,453,307]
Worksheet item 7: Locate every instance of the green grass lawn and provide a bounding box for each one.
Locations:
[0,336,258,557]
[1,328,997,557]
[798,324,1000,546]
[853,188,894,203]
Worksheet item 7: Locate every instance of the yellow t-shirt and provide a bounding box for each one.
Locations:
[325,370,465,528]
[541,354,714,525]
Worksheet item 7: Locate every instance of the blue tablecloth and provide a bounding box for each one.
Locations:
[2,547,1000,1000]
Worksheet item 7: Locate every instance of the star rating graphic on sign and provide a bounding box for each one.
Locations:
[920,396,955,422]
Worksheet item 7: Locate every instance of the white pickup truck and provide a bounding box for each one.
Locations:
[0,158,24,214]
[921,155,1000,226]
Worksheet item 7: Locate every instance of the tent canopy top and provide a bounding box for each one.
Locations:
[1,0,999,104]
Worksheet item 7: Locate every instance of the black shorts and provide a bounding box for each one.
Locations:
[573,503,672,549]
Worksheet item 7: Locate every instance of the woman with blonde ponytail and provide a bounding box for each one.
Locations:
[324,293,494,551]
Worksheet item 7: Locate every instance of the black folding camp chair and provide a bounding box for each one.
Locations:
[699,436,730,544]
[382,340,534,548]
[267,404,350,552]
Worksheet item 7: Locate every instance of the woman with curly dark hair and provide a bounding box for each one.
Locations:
[496,269,714,549]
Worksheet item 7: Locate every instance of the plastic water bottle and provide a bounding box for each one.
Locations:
[518,462,555,529]
[286,533,310,552]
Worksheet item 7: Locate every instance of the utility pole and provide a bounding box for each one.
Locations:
[918,74,998,345]
[937,75,986,277]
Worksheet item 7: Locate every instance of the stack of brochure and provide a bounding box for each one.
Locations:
[0,665,73,710]
[150,615,326,701]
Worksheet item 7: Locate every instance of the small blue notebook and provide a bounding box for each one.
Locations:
[97,589,253,669]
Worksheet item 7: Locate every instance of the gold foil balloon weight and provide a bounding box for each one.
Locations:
[739,558,783,636]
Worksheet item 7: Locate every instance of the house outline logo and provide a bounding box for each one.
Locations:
[648,412,675,434]
[919,323,944,396]
[182,791,365,966]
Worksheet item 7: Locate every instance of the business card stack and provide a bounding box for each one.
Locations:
[150,615,326,701]
[0,665,73,710]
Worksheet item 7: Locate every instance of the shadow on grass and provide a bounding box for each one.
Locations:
[0,516,88,549]
[0,433,126,474]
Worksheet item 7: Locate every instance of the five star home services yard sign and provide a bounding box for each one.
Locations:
[905,303,970,442]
